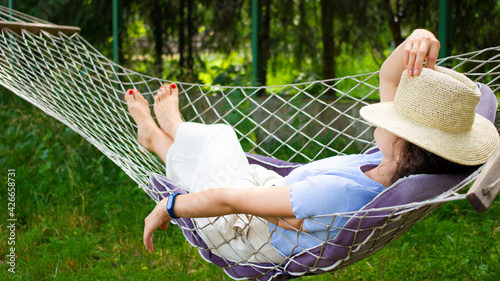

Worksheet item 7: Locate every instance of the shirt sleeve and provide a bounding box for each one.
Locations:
[290,175,379,233]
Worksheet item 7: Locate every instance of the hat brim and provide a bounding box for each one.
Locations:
[360,102,499,165]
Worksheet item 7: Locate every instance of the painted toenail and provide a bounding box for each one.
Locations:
[171,84,176,89]
[127,89,133,95]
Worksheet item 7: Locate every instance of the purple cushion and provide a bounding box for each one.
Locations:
[145,83,497,280]
[476,83,497,123]
[246,153,303,177]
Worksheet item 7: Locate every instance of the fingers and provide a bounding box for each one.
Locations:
[403,41,411,71]
[404,30,440,76]
[143,219,155,253]
[413,41,430,76]
[405,42,418,76]
[143,198,171,254]
[425,41,440,70]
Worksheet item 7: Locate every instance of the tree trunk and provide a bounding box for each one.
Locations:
[383,0,403,46]
[163,1,173,56]
[150,0,163,76]
[257,0,272,92]
[414,0,429,27]
[321,0,335,80]
[296,0,306,67]
[187,0,195,75]
[178,0,186,70]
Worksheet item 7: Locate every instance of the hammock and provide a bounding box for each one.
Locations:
[1,6,499,280]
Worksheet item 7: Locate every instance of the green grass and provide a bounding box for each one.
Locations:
[1,89,499,280]
[0,91,231,280]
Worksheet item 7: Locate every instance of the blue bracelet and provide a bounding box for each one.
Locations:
[166,193,181,219]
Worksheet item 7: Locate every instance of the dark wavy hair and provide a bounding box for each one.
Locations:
[391,140,481,183]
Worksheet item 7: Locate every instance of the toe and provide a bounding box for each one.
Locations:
[164,83,171,96]
[135,91,149,105]
[125,89,135,102]
[158,85,168,99]
[156,88,162,101]
[170,83,178,96]
[132,89,142,101]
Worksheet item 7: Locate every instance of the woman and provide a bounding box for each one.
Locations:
[127,29,499,263]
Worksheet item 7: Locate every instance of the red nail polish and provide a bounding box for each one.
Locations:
[171,84,176,89]
[164,83,168,86]
[127,89,133,95]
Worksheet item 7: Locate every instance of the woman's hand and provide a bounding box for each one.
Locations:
[379,29,441,102]
[143,197,171,253]
[403,29,440,77]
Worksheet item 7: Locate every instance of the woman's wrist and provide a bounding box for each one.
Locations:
[166,193,181,219]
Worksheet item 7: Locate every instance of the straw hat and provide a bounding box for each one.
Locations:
[360,66,499,165]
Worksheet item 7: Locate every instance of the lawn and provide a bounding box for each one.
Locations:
[1,88,499,280]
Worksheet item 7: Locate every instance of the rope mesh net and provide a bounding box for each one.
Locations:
[1,6,500,280]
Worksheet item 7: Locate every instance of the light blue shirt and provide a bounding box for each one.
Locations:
[270,151,385,256]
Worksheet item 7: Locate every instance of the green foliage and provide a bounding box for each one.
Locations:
[10,0,500,86]
[198,51,253,86]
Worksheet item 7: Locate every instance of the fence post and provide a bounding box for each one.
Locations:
[438,0,450,58]
[112,0,120,64]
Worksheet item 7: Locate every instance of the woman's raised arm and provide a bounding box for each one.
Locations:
[379,29,440,102]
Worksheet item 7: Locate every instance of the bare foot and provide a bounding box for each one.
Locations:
[154,83,184,139]
[125,89,163,151]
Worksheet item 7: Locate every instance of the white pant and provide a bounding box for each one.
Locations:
[165,122,285,263]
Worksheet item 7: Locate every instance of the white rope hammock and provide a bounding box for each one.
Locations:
[1,6,499,280]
